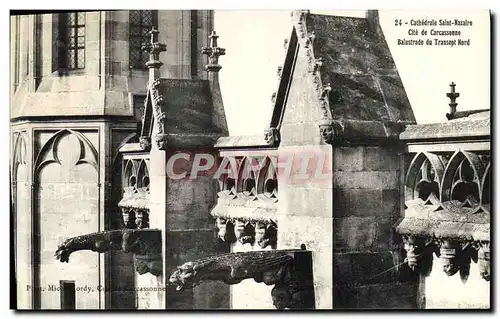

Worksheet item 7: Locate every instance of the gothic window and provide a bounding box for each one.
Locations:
[129,10,158,69]
[59,12,86,70]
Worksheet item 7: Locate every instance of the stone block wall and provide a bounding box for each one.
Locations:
[230,237,275,309]
[333,145,418,309]
[162,149,230,309]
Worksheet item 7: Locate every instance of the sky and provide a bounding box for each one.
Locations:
[214,10,490,136]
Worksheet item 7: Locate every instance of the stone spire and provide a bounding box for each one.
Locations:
[141,27,167,83]
[202,31,226,72]
[446,82,460,120]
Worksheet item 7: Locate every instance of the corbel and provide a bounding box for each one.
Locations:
[215,218,236,243]
[239,222,255,245]
[233,220,255,245]
[478,242,490,281]
[318,119,344,144]
[439,239,461,276]
[402,235,436,277]
[121,207,137,229]
[438,239,477,283]
[135,209,149,229]
[254,221,267,246]
[258,222,278,249]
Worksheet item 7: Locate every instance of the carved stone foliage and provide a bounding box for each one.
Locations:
[290,9,333,125]
[119,157,150,229]
[149,79,168,151]
[398,150,491,282]
[55,229,163,277]
[168,249,315,309]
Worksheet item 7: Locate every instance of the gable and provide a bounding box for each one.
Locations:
[268,10,416,145]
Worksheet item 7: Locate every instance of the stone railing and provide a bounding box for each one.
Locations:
[396,111,490,282]
[212,135,279,249]
[118,144,151,229]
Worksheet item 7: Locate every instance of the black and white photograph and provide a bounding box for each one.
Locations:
[9,8,491,310]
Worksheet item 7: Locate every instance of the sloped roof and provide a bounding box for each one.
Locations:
[148,79,225,134]
[400,110,490,141]
[218,11,416,149]
[306,13,415,122]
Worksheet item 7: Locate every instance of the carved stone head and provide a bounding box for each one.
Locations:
[155,134,168,150]
[169,261,197,291]
[264,127,280,146]
[318,121,334,144]
[139,136,152,151]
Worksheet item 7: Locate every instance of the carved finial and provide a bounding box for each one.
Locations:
[446,82,460,120]
[202,31,226,72]
[141,27,167,72]
[304,31,315,48]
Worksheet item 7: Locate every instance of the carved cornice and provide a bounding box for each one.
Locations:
[55,229,162,277]
[168,249,315,309]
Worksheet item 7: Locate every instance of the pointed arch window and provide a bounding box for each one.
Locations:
[129,10,158,69]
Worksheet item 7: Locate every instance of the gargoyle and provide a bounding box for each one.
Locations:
[55,229,162,276]
[168,249,315,309]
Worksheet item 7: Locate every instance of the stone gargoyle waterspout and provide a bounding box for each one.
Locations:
[55,229,162,276]
[168,249,315,309]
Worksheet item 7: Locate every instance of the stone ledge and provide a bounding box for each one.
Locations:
[395,217,490,242]
[400,117,490,141]
[215,135,272,148]
[210,203,277,223]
